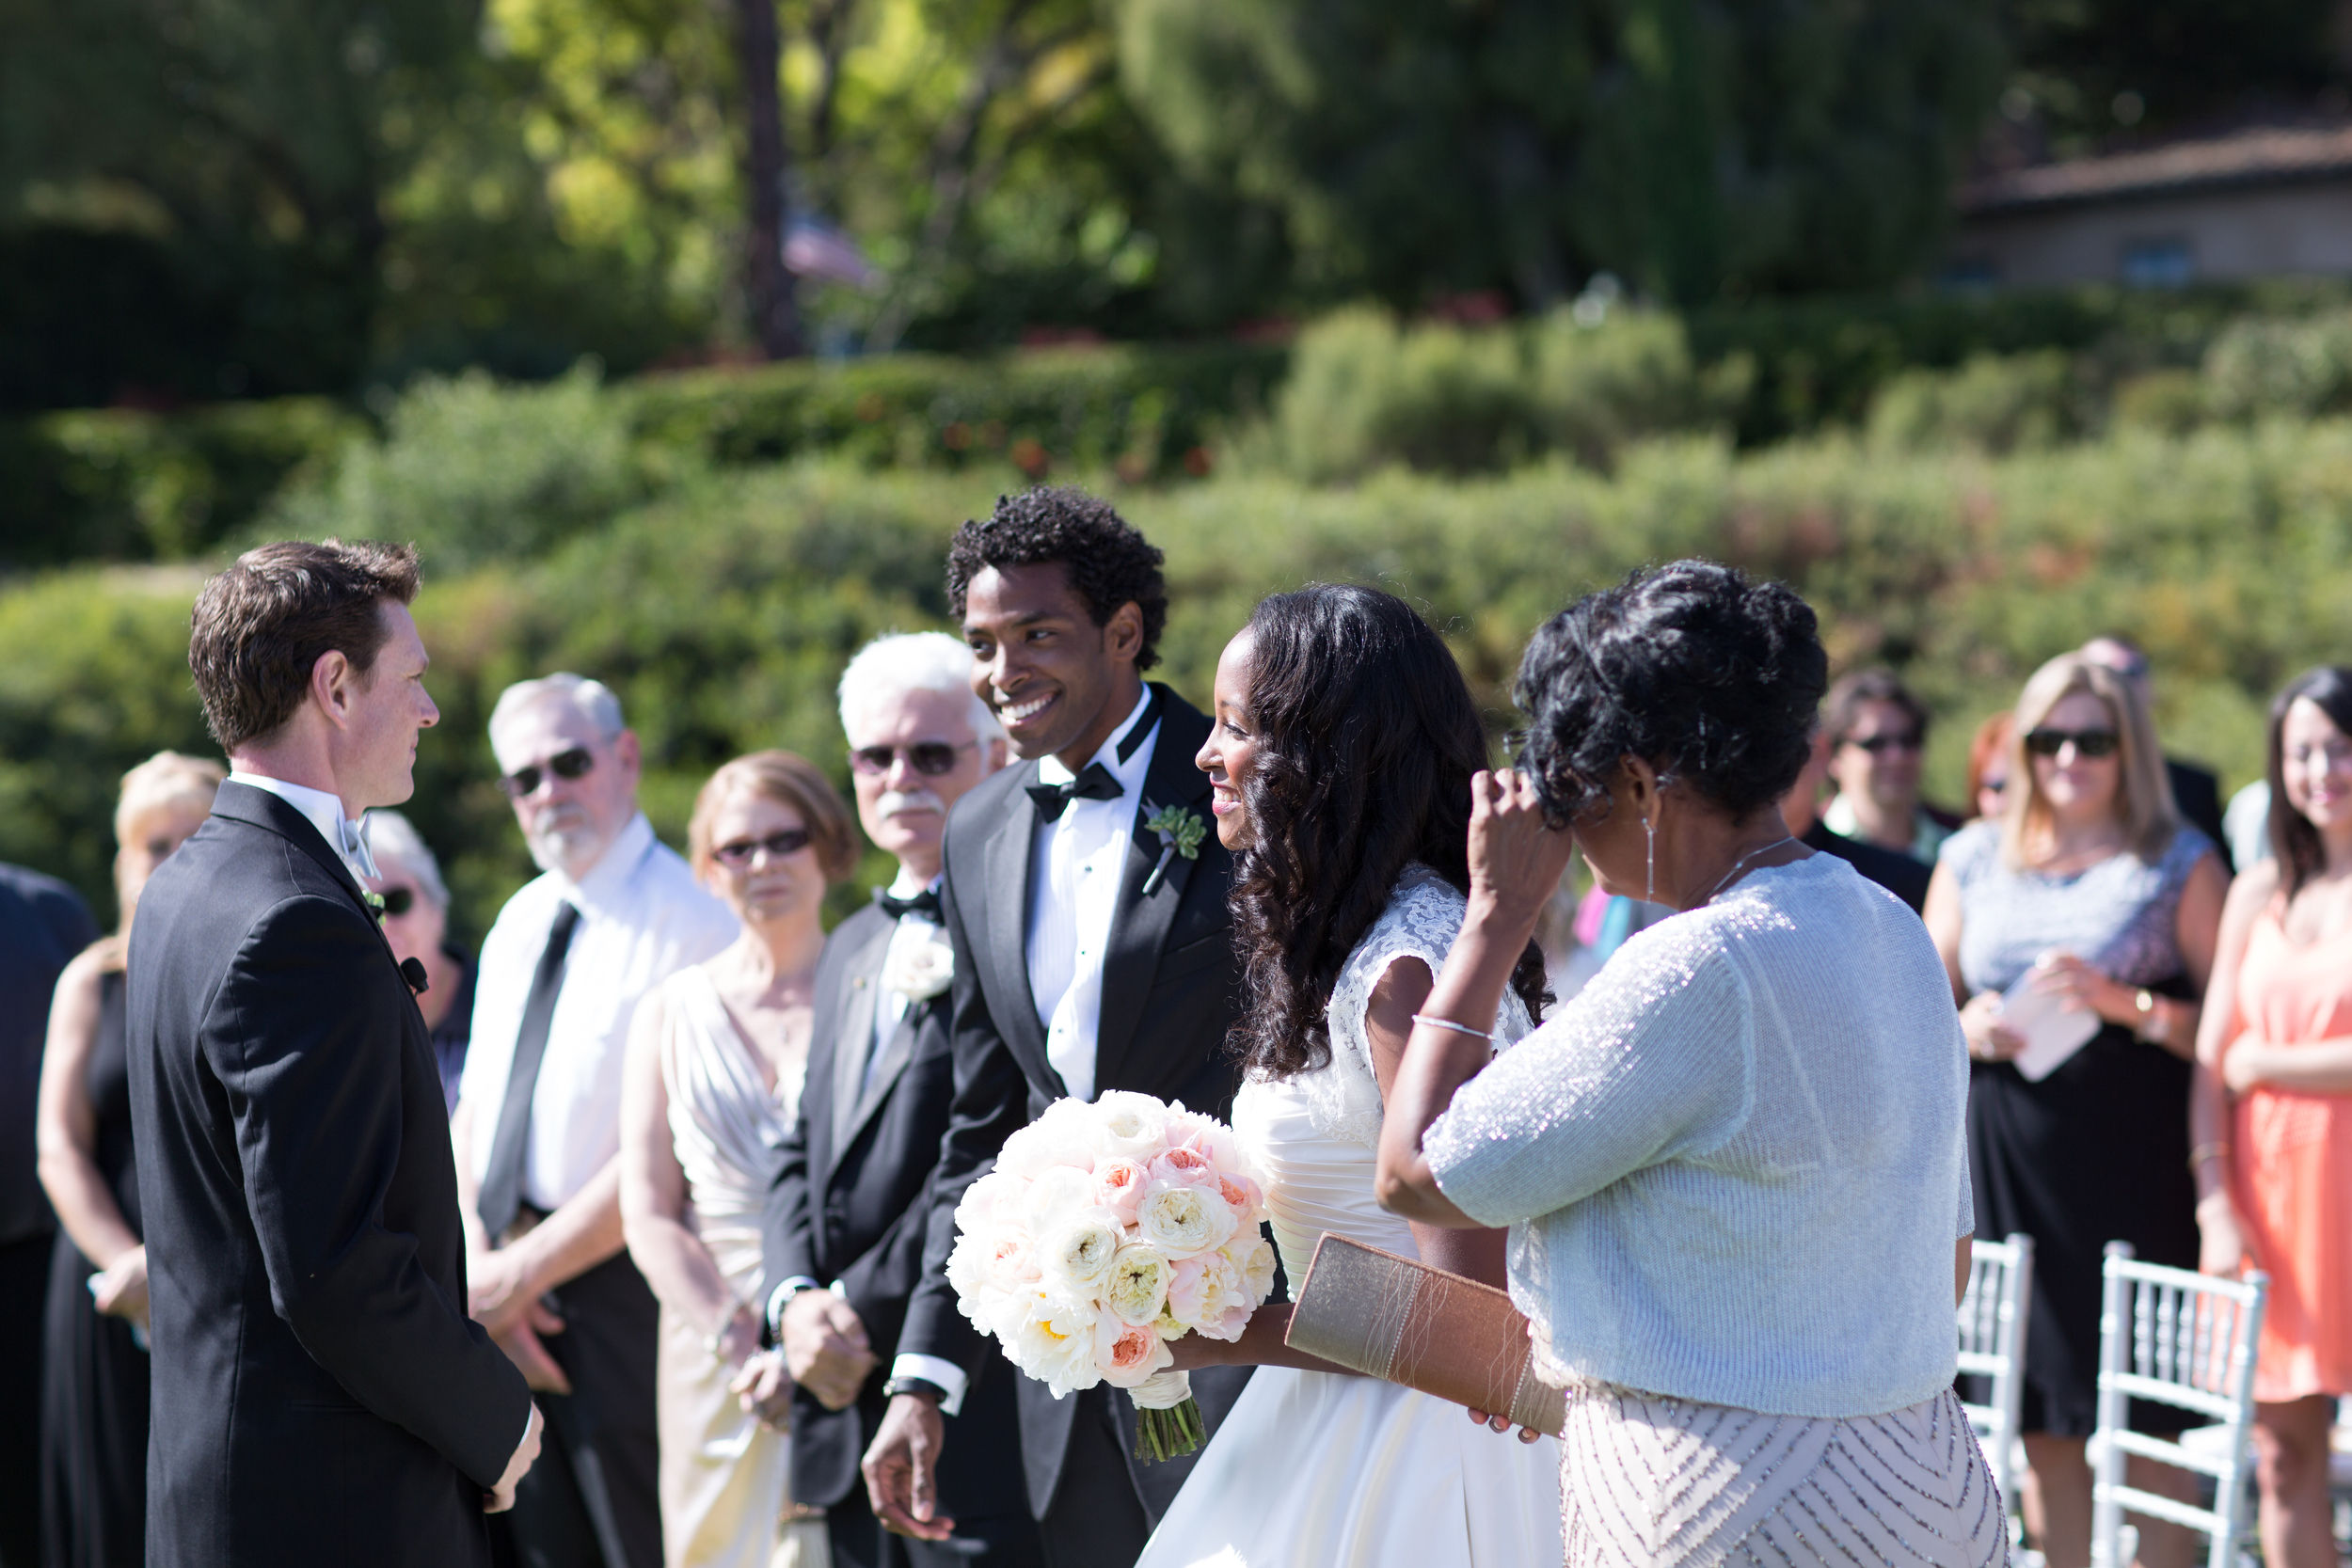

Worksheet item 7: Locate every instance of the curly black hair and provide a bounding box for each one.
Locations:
[1515,560,1825,826]
[1230,585,1549,1082]
[945,487,1169,671]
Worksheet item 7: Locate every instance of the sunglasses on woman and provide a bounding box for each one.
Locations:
[2023,727,2121,759]
[848,741,977,777]
[710,828,814,866]
[500,746,596,799]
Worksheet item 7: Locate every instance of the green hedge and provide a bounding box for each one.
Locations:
[11,418,2347,935]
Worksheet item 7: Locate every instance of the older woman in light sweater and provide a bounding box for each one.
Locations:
[1377,562,2003,1567]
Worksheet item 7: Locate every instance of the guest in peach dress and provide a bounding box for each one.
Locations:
[2193,665,2352,1568]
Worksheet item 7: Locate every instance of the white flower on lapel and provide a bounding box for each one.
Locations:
[882,934,954,1001]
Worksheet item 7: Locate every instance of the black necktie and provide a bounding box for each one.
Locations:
[874,885,941,922]
[477,900,580,1242]
[1026,761,1123,822]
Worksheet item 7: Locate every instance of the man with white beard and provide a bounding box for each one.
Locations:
[453,673,739,1568]
[758,632,1041,1568]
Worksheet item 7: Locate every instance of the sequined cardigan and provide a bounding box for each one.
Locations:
[1424,853,1972,1419]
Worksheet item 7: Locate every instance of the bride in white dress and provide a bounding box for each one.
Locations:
[1136,586,1562,1568]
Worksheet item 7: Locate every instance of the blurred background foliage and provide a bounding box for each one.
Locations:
[9,0,2352,935]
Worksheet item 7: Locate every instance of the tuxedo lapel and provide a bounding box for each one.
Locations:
[209,782,395,958]
[827,918,896,1172]
[981,760,1056,1088]
[838,1006,922,1159]
[1093,693,1214,1095]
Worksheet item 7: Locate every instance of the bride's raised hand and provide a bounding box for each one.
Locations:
[1466,769,1576,937]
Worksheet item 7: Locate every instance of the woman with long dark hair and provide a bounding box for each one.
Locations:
[2192,666,2352,1568]
[1135,584,1560,1568]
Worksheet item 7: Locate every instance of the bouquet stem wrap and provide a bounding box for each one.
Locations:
[1127,1370,1203,1462]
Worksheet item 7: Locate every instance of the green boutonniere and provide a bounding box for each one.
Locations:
[1140,800,1208,895]
[362,889,387,924]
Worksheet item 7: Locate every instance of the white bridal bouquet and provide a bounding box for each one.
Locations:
[946,1090,1277,1460]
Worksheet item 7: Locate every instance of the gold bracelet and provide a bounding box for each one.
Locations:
[2187,1141,2231,1170]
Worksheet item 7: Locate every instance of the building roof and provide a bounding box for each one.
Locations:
[1957,124,2352,215]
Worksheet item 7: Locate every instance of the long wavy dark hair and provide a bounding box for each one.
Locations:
[1228,585,1550,1082]
[2267,666,2352,898]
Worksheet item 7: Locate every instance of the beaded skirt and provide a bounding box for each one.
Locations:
[1557,1382,2010,1567]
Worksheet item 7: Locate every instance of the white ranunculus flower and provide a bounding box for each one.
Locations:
[1000,1100,1098,1176]
[882,934,954,1001]
[1226,1233,1278,1306]
[955,1169,1027,1234]
[1037,1207,1124,1293]
[1022,1165,1096,1232]
[1090,1090,1173,1160]
[1002,1285,1102,1397]
[1103,1243,1173,1325]
[1136,1179,1236,1259]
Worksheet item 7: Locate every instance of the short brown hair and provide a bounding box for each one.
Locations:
[1825,667,1929,747]
[687,751,859,884]
[189,540,421,752]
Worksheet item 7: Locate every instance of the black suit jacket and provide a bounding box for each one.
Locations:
[898,686,1248,1517]
[125,782,532,1568]
[1803,821,1932,913]
[764,897,1030,1524]
[2168,757,2228,868]
[0,863,98,1248]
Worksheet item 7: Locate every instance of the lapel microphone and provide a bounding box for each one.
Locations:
[399,958,430,996]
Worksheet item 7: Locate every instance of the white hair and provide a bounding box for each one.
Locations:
[837,632,1001,745]
[360,809,449,910]
[489,673,626,765]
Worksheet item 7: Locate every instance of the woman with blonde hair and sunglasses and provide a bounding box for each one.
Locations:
[1925,652,2227,1568]
[620,750,857,1567]
[38,749,222,1567]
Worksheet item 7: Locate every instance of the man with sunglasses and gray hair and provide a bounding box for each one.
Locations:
[453,673,739,1568]
[757,631,1043,1568]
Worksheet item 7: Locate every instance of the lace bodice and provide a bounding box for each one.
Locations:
[1233,866,1534,1282]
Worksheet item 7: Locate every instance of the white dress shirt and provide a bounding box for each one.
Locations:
[225,771,377,883]
[1025,688,1157,1105]
[458,813,739,1212]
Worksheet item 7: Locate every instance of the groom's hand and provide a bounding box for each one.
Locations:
[864,1392,955,1541]
[782,1291,875,1411]
[485,1402,544,1513]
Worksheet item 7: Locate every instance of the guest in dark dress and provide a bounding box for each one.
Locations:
[1925,653,2227,1568]
[36,752,221,1568]
[360,811,474,1115]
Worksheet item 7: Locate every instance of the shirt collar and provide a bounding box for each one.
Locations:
[1034,685,1157,792]
[227,771,373,880]
[562,811,658,916]
[888,864,941,898]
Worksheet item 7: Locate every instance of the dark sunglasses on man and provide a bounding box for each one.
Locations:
[2023,727,2121,759]
[1842,731,1923,755]
[375,886,419,917]
[848,740,977,778]
[500,745,596,799]
[710,828,814,867]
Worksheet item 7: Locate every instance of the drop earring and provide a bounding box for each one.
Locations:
[1644,813,1657,906]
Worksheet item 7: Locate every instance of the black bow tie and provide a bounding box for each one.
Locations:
[1026,761,1123,822]
[875,885,941,922]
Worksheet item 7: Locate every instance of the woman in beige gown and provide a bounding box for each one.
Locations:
[622,752,859,1566]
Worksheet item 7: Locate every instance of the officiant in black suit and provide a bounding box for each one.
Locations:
[125,541,540,1568]
[758,630,1040,1568]
[861,489,1251,1568]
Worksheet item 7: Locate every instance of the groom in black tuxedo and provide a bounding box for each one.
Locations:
[127,542,540,1568]
[862,489,1249,1568]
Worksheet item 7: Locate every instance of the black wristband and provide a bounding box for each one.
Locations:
[881,1375,947,1405]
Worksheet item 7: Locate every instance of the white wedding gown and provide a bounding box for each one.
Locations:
[1137,867,1563,1568]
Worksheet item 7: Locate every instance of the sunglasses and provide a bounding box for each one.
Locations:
[710,828,814,867]
[1843,731,1923,755]
[377,886,418,917]
[1979,778,2008,796]
[501,746,596,799]
[2024,727,2121,759]
[849,741,976,778]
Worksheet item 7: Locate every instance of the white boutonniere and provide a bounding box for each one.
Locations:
[1140,800,1209,895]
[882,934,955,1001]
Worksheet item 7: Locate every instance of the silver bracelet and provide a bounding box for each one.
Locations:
[1411,1012,1494,1042]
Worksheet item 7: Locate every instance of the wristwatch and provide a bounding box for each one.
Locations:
[2135,989,2170,1045]
[881,1375,949,1404]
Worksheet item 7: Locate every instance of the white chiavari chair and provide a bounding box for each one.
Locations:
[2088,1242,2268,1568]
[1958,1231,2034,1528]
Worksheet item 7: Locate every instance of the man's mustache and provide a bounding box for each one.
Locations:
[877,788,946,818]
